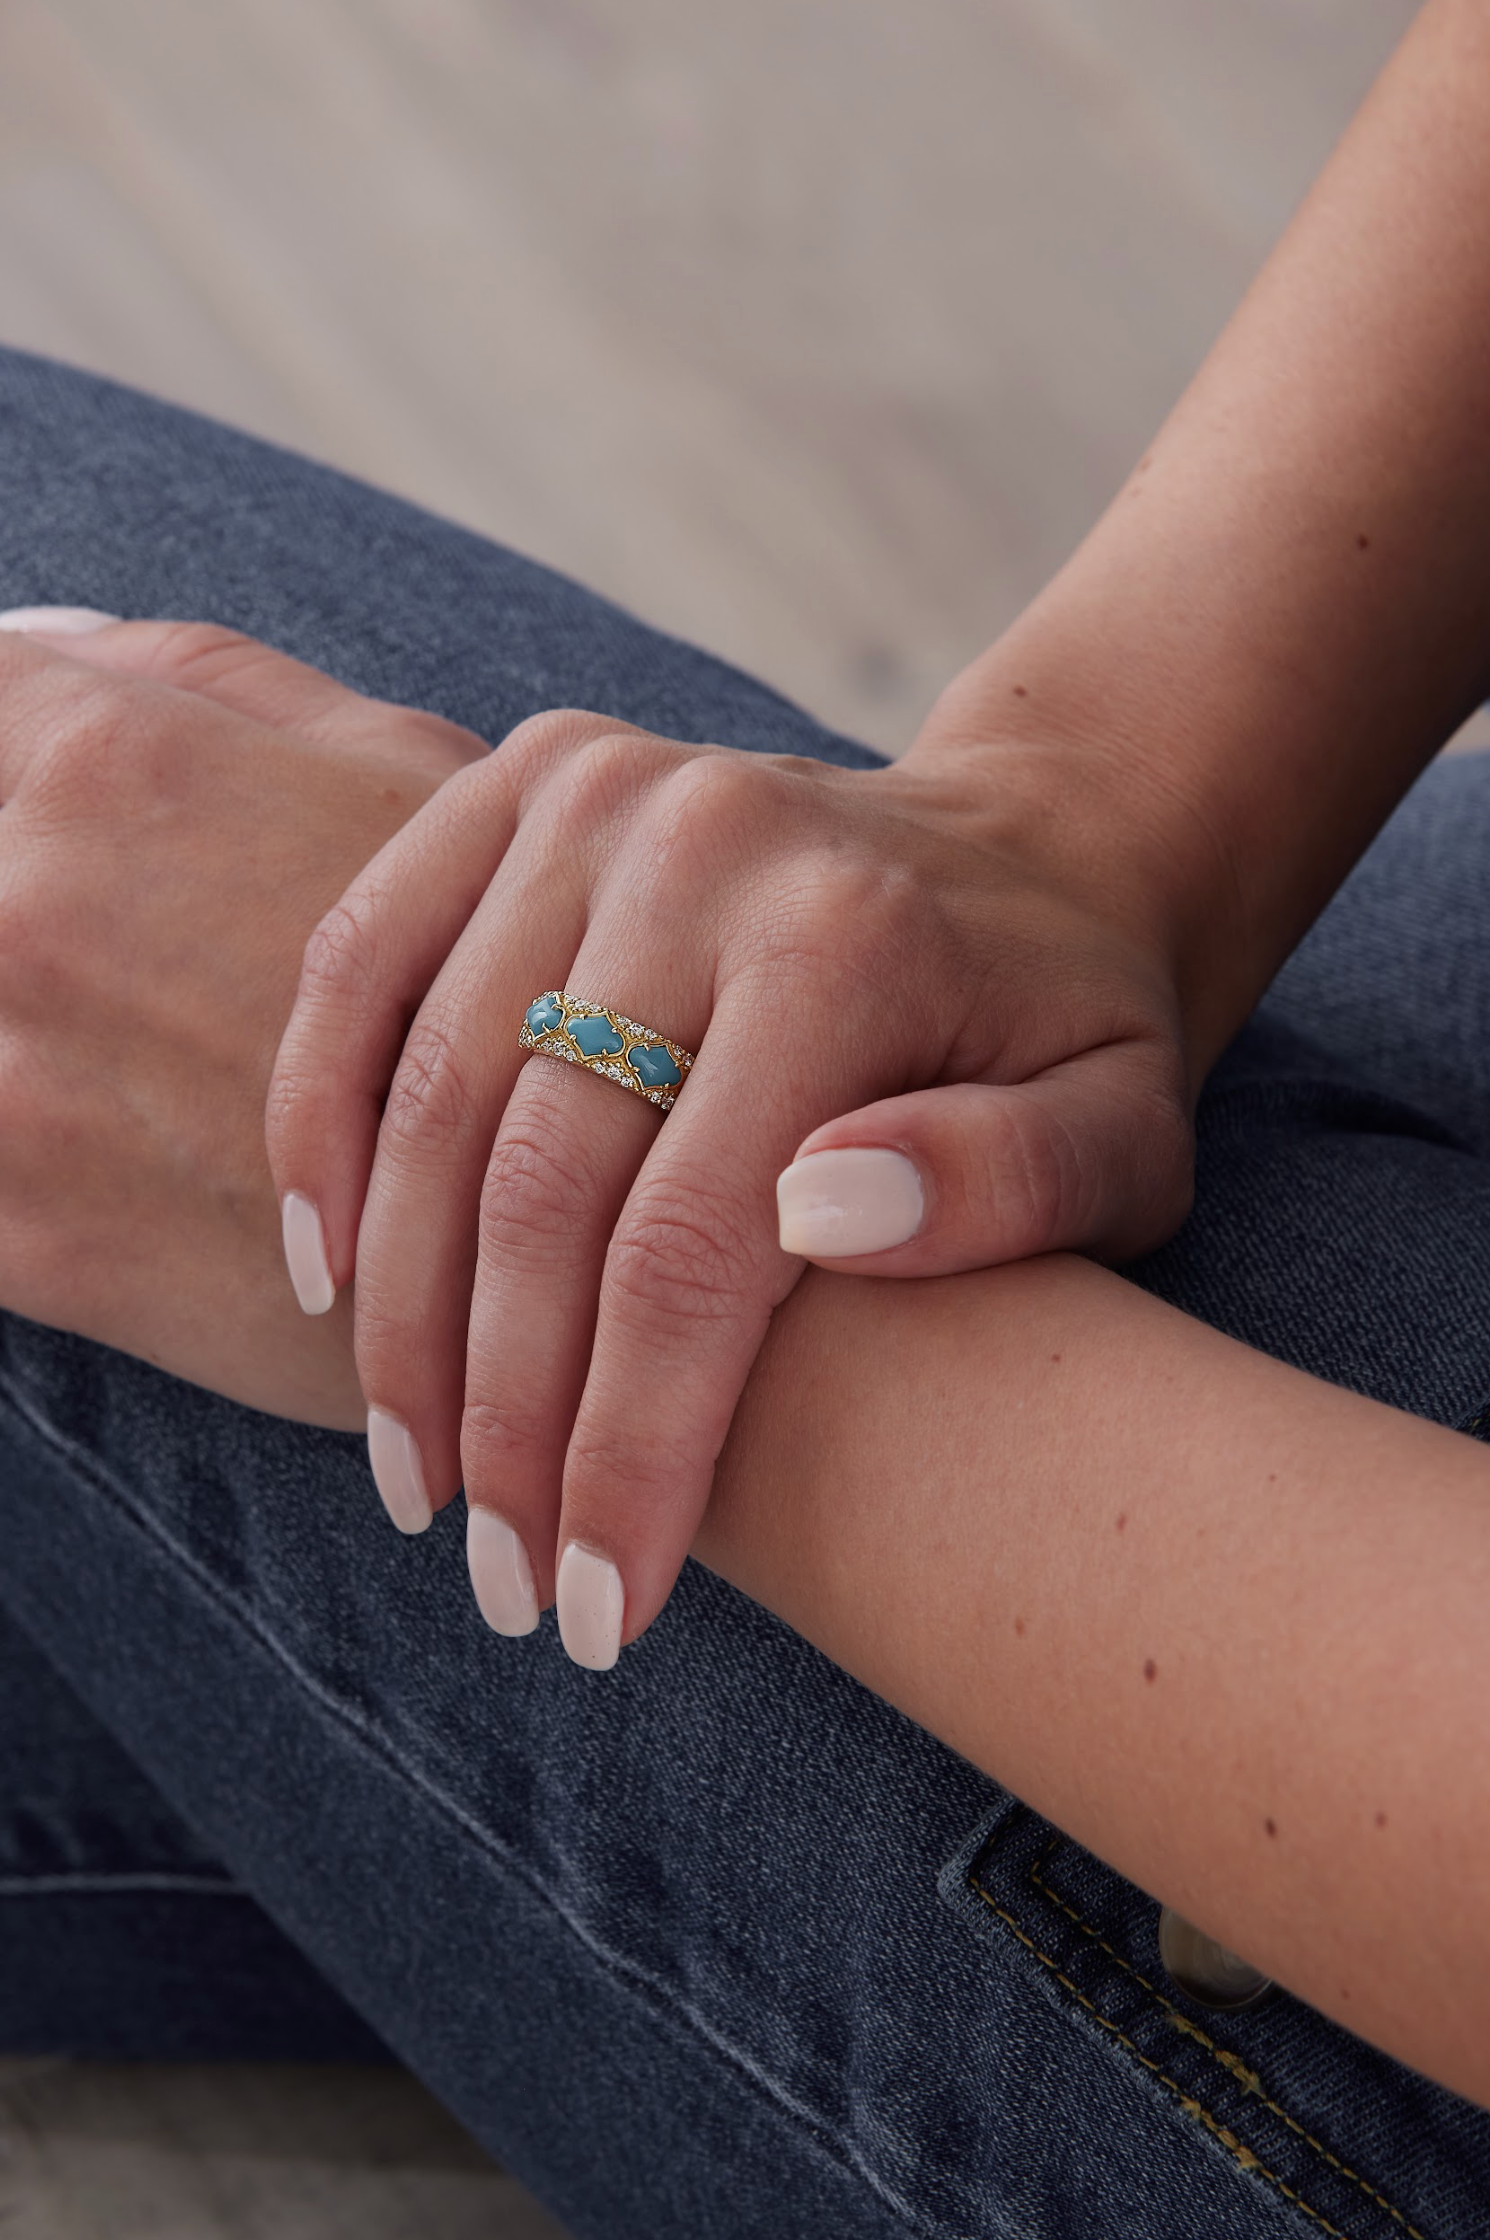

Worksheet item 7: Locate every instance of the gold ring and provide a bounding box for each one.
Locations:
[519,991,695,1113]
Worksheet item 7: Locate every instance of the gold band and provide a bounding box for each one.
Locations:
[519,991,694,1113]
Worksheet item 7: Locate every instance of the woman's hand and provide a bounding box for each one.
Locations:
[0,613,487,1426]
[266,702,1200,1666]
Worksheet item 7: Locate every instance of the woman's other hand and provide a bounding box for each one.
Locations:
[0,612,487,1427]
[266,696,1202,1665]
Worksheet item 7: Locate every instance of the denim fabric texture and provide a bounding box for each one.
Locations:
[0,346,1487,2239]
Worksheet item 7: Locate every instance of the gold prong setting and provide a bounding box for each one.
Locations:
[519,991,694,1113]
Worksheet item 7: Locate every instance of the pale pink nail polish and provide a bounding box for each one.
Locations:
[281,1191,336,1315]
[367,1408,432,1535]
[776,1147,925,1257]
[467,1508,539,1636]
[0,606,121,634]
[556,1544,624,1670]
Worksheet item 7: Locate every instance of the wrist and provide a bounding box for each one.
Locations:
[903,650,1264,1087]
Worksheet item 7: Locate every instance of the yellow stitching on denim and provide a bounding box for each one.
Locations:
[1167,2011,1262,2093]
[1022,1842,1427,2240]
[966,1871,1355,2240]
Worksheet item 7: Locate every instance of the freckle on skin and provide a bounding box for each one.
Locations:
[1375,1811,1387,1829]
[1014,1616,1027,1637]
[1013,685,1029,699]
[1115,1512,1127,1532]
[1356,533,1370,549]
[1143,1658,1157,1682]
[1049,1352,1061,1363]
[1265,1818,1277,1838]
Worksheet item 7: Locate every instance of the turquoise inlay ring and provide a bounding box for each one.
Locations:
[519,991,695,1114]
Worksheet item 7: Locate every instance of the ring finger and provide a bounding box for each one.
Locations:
[460,946,713,1637]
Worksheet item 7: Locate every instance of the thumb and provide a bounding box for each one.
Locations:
[775,1048,1194,1276]
[0,609,486,767]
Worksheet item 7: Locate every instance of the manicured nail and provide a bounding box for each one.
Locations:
[556,1543,624,1670]
[0,606,121,634]
[281,1191,336,1315]
[776,1147,925,1257]
[467,1507,539,1636]
[366,1408,432,1535]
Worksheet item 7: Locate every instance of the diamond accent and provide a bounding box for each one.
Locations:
[517,989,693,1112]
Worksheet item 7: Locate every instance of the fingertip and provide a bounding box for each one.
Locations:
[281,1191,337,1315]
[0,605,122,636]
[367,1407,434,1535]
[467,1506,541,1636]
[776,1145,925,1258]
[555,1542,624,1670]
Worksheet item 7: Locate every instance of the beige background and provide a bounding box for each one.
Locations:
[0,0,1446,755]
[0,3,1455,2235]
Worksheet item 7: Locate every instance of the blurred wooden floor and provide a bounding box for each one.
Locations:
[0,0,1429,754]
[0,2059,567,2239]
[0,2,1457,2234]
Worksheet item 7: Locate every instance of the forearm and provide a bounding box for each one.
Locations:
[915,0,1490,1070]
[696,1254,1490,2105]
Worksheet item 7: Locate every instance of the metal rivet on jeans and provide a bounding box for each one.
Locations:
[1157,1906,1275,2012]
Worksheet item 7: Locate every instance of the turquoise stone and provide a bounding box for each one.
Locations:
[629,1042,683,1091]
[568,1013,625,1060]
[525,994,565,1037]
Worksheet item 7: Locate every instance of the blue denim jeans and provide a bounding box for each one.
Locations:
[0,345,1487,2240]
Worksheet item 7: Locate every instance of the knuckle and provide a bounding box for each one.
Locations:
[564,1417,694,1509]
[262,1061,311,1158]
[988,1099,1083,1255]
[548,726,662,830]
[381,1013,482,1152]
[352,1293,429,1402]
[604,1189,758,1331]
[499,707,626,792]
[461,1393,556,1473]
[130,620,257,691]
[478,1122,596,1268]
[26,675,141,803]
[644,750,769,878]
[296,889,384,1011]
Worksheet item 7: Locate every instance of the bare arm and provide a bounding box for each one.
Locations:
[696,1255,1490,2108]
[912,0,1490,1077]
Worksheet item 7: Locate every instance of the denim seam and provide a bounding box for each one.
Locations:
[0,1872,243,1897]
[969,1828,1427,2240]
[0,1374,981,2240]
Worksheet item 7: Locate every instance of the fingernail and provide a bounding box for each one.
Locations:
[556,1543,624,1670]
[467,1507,539,1636]
[776,1147,925,1257]
[281,1191,336,1315]
[367,1408,432,1535]
[0,606,121,634]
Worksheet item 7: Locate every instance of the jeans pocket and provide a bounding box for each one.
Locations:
[939,1798,1490,2240]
